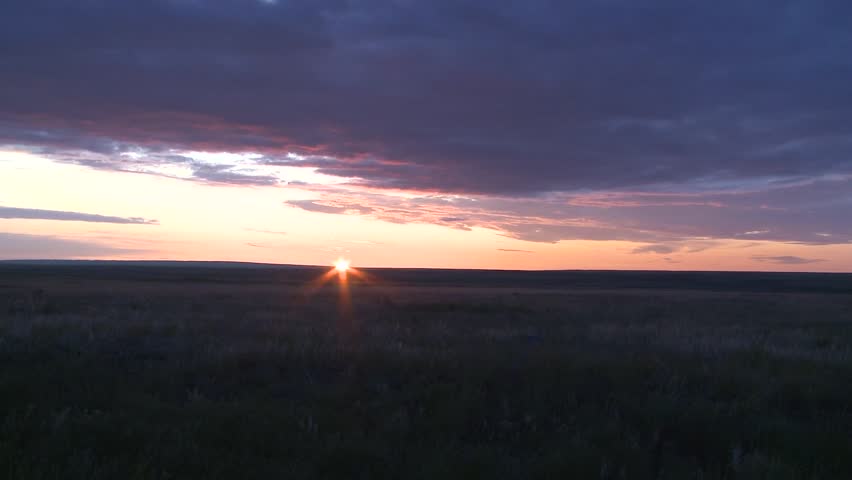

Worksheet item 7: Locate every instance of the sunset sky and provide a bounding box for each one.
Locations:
[2,0,851,271]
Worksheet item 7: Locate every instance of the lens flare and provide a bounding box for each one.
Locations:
[299,257,381,343]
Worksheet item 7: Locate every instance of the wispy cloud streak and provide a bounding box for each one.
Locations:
[0,206,158,225]
[752,256,825,265]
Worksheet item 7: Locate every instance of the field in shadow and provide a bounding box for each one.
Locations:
[1,263,851,479]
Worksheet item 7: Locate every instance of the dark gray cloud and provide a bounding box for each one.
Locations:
[752,255,825,265]
[1,0,851,196]
[0,232,143,258]
[2,0,851,251]
[0,206,158,225]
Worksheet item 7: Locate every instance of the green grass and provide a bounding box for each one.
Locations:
[1,266,851,479]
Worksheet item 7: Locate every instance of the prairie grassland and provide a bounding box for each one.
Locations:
[1,265,851,479]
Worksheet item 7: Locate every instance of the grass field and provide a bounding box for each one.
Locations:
[1,262,851,479]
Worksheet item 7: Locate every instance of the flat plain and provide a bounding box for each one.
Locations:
[1,262,851,479]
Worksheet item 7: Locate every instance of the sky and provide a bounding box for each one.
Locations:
[1,0,851,271]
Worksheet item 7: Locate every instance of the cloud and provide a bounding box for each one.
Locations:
[1,0,851,249]
[632,244,678,254]
[0,206,158,224]
[285,199,373,215]
[684,241,721,253]
[0,232,144,258]
[276,174,852,245]
[190,163,280,186]
[752,255,825,265]
[2,0,851,196]
[18,146,285,187]
[285,200,346,214]
[498,248,534,253]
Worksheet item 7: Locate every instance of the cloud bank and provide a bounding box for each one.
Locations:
[2,0,851,250]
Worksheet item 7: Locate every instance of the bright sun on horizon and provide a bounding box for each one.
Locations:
[334,258,351,273]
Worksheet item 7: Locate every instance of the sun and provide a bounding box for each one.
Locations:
[334,258,351,273]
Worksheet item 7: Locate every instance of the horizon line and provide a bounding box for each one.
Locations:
[0,258,849,275]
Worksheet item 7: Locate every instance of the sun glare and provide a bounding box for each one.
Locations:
[334,258,351,273]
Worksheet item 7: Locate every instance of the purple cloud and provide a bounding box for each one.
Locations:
[2,0,851,194]
[1,0,850,250]
[0,206,158,225]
